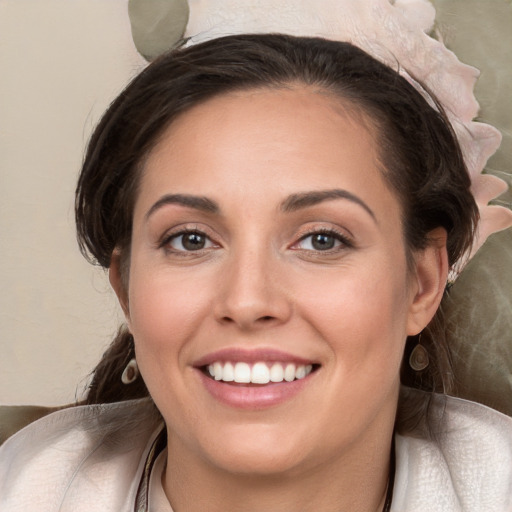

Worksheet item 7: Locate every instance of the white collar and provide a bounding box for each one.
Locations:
[1,394,511,511]
[392,395,512,511]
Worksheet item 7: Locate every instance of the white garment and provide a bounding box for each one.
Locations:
[148,449,173,512]
[1,394,511,511]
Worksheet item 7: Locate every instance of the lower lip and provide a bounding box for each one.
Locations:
[197,370,314,410]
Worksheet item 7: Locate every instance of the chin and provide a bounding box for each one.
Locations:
[196,423,316,476]
[208,445,307,477]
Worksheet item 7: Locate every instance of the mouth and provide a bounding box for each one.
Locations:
[193,348,320,408]
[202,361,319,385]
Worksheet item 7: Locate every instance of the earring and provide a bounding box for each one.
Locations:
[409,336,429,372]
[121,358,140,384]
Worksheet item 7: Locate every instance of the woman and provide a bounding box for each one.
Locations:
[1,5,512,512]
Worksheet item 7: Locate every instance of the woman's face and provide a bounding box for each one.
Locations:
[115,86,440,477]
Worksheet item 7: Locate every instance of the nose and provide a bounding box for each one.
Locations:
[213,245,292,330]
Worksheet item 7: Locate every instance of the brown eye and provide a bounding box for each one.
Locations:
[293,230,352,252]
[182,232,206,250]
[168,231,213,251]
[311,233,336,250]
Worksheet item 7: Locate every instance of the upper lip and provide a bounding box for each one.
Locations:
[193,347,318,368]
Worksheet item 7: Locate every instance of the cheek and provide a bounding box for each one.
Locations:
[294,260,410,375]
[126,264,215,371]
[125,267,216,429]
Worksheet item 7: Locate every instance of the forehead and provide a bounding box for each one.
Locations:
[135,86,396,217]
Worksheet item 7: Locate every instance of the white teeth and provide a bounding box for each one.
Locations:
[233,362,251,383]
[206,361,314,384]
[269,363,284,382]
[284,363,296,382]
[251,362,270,384]
[223,362,234,382]
[295,365,306,379]
[213,362,223,381]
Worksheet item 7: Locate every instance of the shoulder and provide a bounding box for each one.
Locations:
[393,394,512,511]
[0,398,163,512]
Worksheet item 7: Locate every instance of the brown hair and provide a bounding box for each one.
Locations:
[76,35,478,428]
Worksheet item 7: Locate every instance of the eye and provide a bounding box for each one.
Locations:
[165,231,215,252]
[294,230,351,252]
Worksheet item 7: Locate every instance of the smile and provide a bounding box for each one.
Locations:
[207,361,314,384]
[194,348,320,409]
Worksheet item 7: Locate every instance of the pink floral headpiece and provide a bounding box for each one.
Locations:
[128,0,512,276]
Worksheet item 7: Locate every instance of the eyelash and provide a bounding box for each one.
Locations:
[160,227,353,255]
[292,228,354,253]
[160,228,218,254]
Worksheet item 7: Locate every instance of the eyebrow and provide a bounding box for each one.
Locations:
[280,189,376,220]
[145,194,220,220]
[145,189,375,222]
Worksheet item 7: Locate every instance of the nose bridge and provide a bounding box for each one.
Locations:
[215,234,291,328]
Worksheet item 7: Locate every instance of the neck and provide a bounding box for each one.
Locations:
[163,427,393,512]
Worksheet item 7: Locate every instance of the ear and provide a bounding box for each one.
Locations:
[109,249,131,323]
[407,227,449,336]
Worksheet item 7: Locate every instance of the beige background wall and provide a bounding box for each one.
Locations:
[0,0,145,405]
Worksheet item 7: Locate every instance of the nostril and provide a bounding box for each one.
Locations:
[219,314,277,327]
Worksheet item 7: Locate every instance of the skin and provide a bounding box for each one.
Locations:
[110,86,448,511]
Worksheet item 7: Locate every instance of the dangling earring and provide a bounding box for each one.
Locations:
[122,358,140,384]
[409,335,429,372]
